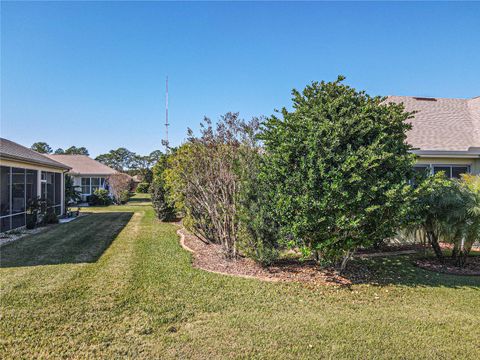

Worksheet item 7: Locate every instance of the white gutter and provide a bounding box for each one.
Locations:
[410,149,480,158]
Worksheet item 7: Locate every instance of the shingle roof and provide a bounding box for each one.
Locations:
[0,138,71,170]
[387,96,480,151]
[46,155,117,176]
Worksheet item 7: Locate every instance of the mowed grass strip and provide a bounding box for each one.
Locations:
[1,195,479,359]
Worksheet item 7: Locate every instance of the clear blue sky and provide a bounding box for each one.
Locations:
[1,1,479,157]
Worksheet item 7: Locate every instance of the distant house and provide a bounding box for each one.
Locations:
[46,155,117,202]
[0,138,71,232]
[388,96,480,177]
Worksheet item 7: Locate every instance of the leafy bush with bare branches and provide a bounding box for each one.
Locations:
[164,113,260,258]
[108,173,132,204]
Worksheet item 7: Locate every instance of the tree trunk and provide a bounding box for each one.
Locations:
[427,230,444,261]
[340,249,355,273]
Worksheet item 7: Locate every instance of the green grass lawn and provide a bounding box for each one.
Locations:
[1,194,479,359]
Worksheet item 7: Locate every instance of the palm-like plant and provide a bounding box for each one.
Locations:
[64,175,82,212]
[407,173,480,267]
[448,175,480,266]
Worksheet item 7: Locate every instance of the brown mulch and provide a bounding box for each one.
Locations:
[415,256,480,276]
[178,227,378,286]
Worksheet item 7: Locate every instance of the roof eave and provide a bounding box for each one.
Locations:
[0,153,72,170]
[411,149,480,158]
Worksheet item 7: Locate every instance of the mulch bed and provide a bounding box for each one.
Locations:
[178,227,378,286]
[415,256,480,276]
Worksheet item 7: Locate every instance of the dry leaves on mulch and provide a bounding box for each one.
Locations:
[178,227,377,286]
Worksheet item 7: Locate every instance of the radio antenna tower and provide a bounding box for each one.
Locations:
[164,76,169,152]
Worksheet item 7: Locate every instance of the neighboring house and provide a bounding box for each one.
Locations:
[388,96,480,178]
[0,138,71,232]
[46,155,117,202]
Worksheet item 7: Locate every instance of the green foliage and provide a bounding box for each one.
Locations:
[25,214,37,229]
[31,142,52,154]
[89,188,113,206]
[408,173,480,266]
[151,154,176,221]
[136,182,150,193]
[96,148,136,171]
[118,190,131,204]
[405,172,454,259]
[237,146,280,265]
[164,114,261,258]
[42,207,59,225]
[65,175,82,208]
[64,146,89,155]
[259,76,416,268]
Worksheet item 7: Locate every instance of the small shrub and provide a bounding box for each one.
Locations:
[118,190,131,204]
[26,214,37,229]
[89,189,112,206]
[42,208,59,225]
[136,182,150,193]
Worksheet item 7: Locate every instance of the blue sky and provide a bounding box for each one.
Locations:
[1,1,479,157]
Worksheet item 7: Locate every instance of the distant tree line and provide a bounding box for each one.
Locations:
[31,142,89,155]
[30,142,162,184]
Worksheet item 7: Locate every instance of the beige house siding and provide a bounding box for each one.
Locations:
[0,158,68,174]
[415,156,480,175]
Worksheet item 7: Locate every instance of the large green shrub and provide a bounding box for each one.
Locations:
[259,76,416,269]
[237,145,280,266]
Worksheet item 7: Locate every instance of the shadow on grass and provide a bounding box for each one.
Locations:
[0,212,133,268]
[343,255,480,289]
[128,196,151,204]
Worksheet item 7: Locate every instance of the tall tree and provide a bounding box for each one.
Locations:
[31,142,52,154]
[259,76,416,269]
[96,148,135,171]
[64,146,89,155]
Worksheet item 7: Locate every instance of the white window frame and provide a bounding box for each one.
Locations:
[414,164,471,179]
[80,177,107,196]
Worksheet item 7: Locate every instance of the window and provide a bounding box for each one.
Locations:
[81,177,91,195]
[413,165,430,176]
[80,177,106,195]
[452,166,469,179]
[433,166,451,177]
[91,177,100,194]
[432,165,470,179]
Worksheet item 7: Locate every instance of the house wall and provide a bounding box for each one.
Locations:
[415,157,480,175]
[0,158,66,232]
[68,174,110,202]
